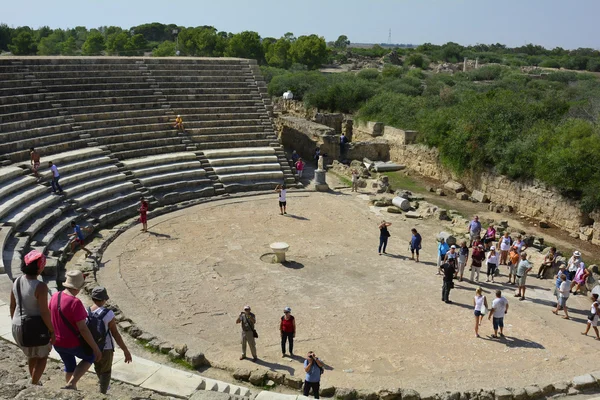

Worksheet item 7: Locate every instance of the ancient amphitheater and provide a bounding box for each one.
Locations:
[3,57,600,400]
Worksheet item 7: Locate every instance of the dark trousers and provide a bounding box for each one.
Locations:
[487,263,497,278]
[51,176,63,193]
[281,332,294,354]
[304,381,320,399]
[379,237,388,253]
[442,281,452,301]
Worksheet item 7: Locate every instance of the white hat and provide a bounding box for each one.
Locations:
[63,270,85,290]
[243,305,251,310]
[177,114,181,117]
[450,245,456,249]
[284,307,291,313]
[490,246,496,251]
[574,251,582,257]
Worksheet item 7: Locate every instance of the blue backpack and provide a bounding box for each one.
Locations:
[87,307,112,350]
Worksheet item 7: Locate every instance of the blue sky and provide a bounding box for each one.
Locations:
[2,0,598,49]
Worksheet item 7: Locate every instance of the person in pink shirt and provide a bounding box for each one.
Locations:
[295,158,305,178]
[49,270,102,390]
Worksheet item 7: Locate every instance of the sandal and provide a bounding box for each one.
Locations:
[562,316,570,320]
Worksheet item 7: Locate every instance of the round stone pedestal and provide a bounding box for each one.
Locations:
[270,242,290,263]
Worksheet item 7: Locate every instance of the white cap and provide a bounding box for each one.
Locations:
[574,251,581,257]
[490,246,496,251]
[284,307,291,313]
[177,114,181,117]
[244,305,251,310]
[450,245,456,249]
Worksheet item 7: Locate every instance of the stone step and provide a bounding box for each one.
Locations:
[203,147,276,159]
[3,192,63,229]
[213,163,281,175]
[138,169,207,186]
[93,201,139,229]
[121,152,198,170]
[0,175,38,202]
[222,179,281,194]
[32,209,80,246]
[111,144,188,160]
[59,164,120,188]
[195,139,274,151]
[0,225,15,274]
[207,155,279,167]
[2,235,31,280]
[87,191,140,213]
[216,171,284,183]
[191,132,270,144]
[72,181,137,207]
[0,185,50,222]
[64,173,128,198]
[0,166,26,186]
[156,186,216,205]
[17,206,64,239]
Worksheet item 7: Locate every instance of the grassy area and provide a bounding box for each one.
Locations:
[383,171,427,194]
[329,171,352,187]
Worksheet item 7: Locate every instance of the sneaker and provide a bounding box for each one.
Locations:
[282,354,286,358]
[252,357,258,361]
[240,355,246,360]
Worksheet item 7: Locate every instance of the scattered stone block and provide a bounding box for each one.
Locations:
[444,181,465,193]
[392,196,411,211]
[494,388,512,400]
[436,189,446,196]
[540,383,555,395]
[440,392,460,400]
[185,349,207,367]
[552,382,570,393]
[357,390,379,400]
[118,321,132,331]
[401,389,421,400]
[438,232,457,246]
[405,211,421,219]
[335,388,358,400]
[478,390,494,400]
[539,220,550,229]
[146,338,162,350]
[137,332,155,342]
[159,342,174,354]
[472,190,489,203]
[387,206,402,214]
[128,325,142,338]
[174,343,188,356]
[233,368,251,381]
[511,388,527,400]
[426,186,434,192]
[321,386,336,398]
[456,192,469,200]
[266,370,285,384]
[265,380,276,388]
[168,349,182,360]
[377,388,402,400]
[567,387,580,396]
[524,385,542,399]
[572,374,597,390]
[285,375,303,389]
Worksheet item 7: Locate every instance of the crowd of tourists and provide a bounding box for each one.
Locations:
[9,251,132,392]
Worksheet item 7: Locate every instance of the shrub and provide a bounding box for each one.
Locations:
[268,71,325,99]
[304,74,378,113]
[381,65,404,79]
[357,68,380,80]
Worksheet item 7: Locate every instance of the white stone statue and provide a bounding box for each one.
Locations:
[318,155,324,171]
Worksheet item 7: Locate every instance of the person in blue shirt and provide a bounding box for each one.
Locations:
[303,351,324,399]
[409,228,422,262]
[437,238,450,274]
[467,216,482,246]
[68,221,92,256]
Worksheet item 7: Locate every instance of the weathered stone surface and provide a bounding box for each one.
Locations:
[472,190,489,203]
[168,349,182,360]
[265,380,276,387]
[572,374,597,389]
[335,388,358,400]
[401,388,421,400]
[392,196,411,211]
[387,206,402,214]
[524,385,542,399]
[137,332,156,342]
[266,370,285,384]
[146,338,162,350]
[159,342,174,354]
[438,232,457,246]
[405,211,421,219]
[185,349,207,367]
[511,388,527,400]
[436,189,446,196]
[440,392,460,400]
[190,391,232,400]
[285,374,303,389]
[539,384,554,395]
[567,387,580,396]
[456,192,469,200]
[357,389,379,400]
[128,325,142,338]
[552,381,570,393]
[118,321,132,331]
[377,388,402,400]
[233,368,251,381]
[321,385,336,398]
[477,390,494,400]
[249,370,267,386]
[174,343,188,356]
[539,220,550,228]
[444,181,465,193]
[494,388,512,400]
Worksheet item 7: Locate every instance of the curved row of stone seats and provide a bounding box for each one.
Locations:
[204,148,286,192]
[122,152,216,204]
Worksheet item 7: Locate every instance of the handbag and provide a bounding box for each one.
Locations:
[253,329,259,338]
[242,313,258,339]
[16,277,51,347]
[57,292,93,355]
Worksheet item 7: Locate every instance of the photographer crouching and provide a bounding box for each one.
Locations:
[303,351,324,399]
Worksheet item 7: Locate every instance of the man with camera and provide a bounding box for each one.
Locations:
[303,351,324,399]
[235,305,257,361]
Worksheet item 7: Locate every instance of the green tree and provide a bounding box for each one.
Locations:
[289,34,328,70]
[37,31,65,55]
[334,35,350,49]
[60,36,77,55]
[405,53,426,69]
[225,31,263,61]
[0,23,12,51]
[152,40,176,57]
[265,37,292,68]
[8,31,37,55]
[106,31,129,55]
[125,34,148,55]
[81,31,105,55]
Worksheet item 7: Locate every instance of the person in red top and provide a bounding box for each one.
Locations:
[49,270,102,390]
[139,197,149,232]
[280,307,296,358]
[295,158,305,178]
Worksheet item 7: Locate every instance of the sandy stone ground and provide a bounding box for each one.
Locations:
[99,188,600,394]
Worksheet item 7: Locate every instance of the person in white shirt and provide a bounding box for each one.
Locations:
[488,290,509,338]
[498,232,512,265]
[275,184,287,215]
[486,247,499,283]
[48,161,64,194]
[473,287,488,337]
[567,251,584,281]
[552,274,571,320]
[581,293,600,340]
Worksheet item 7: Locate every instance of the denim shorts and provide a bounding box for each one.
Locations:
[492,317,504,331]
[54,345,96,373]
[474,310,483,317]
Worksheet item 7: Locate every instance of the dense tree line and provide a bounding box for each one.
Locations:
[267,65,600,211]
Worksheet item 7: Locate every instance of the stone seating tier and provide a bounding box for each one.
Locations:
[0,68,254,80]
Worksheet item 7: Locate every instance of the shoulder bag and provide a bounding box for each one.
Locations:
[57,292,93,355]
[242,313,258,338]
[16,277,51,347]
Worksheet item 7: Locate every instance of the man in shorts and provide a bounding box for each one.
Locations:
[552,274,571,320]
[470,244,485,282]
[467,215,482,246]
[488,290,509,338]
[68,221,92,256]
[507,246,520,285]
[275,184,287,215]
[30,147,41,178]
[515,252,533,301]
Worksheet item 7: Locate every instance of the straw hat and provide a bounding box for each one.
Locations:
[63,270,85,290]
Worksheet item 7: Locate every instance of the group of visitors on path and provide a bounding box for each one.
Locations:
[9,250,132,392]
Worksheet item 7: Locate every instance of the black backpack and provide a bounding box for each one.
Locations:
[87,307,112,350]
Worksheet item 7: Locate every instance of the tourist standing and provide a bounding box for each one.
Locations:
[9,250,54,385]
[378,220,392,255]
[68,221,92,256]
[482,224,496,250]
[30,147,41,178]
[467,216,482,246]
[303,351,324,399]
[488,290,509,338]
[581,293,600,340]
[443,245,457,273]
[512,235,527,255]
[295,158,305,179]
[554,266,569,305]
[515,252,533,301]
[89,287,132,394]
[236,306,257,361]
[473,287,488,337]
[537,247,556,279]
[441,258,456,304]
[437,238,449,273]
[48,161,63,194]
[498,232,512,265]
[567,251,584,281]
[49,270,102,390]
[292,150,300,164]
[470,244,486,282]
[570,262,590,295]
[339,133,348,160]
[139,197,149,233]
[506,246,520,285]
[351,168,359,192]
[409,228,422,262]
[275,184,287,215]
[280,307,295,357]
[457,241,469,281]
[486,246,499,283]
[552,274,571,320]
